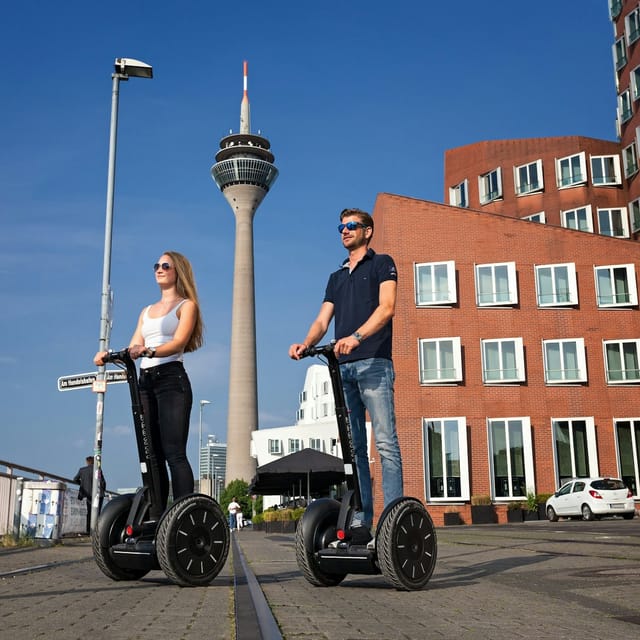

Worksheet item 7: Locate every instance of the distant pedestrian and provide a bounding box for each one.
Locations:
[73,456,105,534]
[228,497,241,530]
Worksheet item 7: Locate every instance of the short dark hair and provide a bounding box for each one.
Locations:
[340,208,374,232]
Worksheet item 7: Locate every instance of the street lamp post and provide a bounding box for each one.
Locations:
[92,58,153,532]
[198,400,211,488]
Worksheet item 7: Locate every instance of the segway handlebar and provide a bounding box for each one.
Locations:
[300,342,336,359]
[102,348,134,365]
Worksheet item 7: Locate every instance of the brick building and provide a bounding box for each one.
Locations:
[367,1,640,525]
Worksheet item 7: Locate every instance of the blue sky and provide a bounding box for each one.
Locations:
[0,1,616,490]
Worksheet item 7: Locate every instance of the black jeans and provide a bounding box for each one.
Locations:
[139,361,194,508]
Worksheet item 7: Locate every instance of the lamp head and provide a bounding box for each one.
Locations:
[200,399,211,407]
[114,57,153,79]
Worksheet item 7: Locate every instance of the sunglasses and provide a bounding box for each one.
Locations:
[153,262,173,272]
[338,221,368,233]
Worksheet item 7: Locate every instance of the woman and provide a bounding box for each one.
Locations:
[95,251,204,508]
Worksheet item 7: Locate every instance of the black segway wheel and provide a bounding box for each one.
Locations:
[376,497,437,591]
[295,498,346,587]
[156,494,229,587]
[92,494,150,581]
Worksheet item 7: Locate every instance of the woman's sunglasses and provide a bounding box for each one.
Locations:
[153,262,173,272]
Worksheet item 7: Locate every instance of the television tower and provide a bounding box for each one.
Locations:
[211,61,278,484]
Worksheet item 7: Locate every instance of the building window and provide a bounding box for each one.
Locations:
[631,66,640,101]
[423,417,469,500]
[614,36,627,71]
[604,340,640,383]
[615,419,640,496]
[630,198,640,233]
[556,152,586,188]
[619,89,633,123]
[609,0,622,20]
[414,261,456,306]
[623,142,638,177]
[481,338,525,383]
[309,438,322,451]
[475,262,518,306]
[268,439,282,455]
[449,179,468,208]
[543,339,587,383]
[288,438,302,453]
[296,409,304,422]
[535,263,578,307]
[597,207,629,237]
[523,211,546,223]
[590,155,621,185]
[478,168,502,204]
[626,7,640,45]
[594,264,638,307]
[419,337,462,384]
[552,418,597,486]
[514,159,543,195]
[322,381,330,395]
[561,205,593,232]
[488,418,534,499]
[299,390,307,403]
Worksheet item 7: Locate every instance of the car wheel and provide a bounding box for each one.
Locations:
[581,504,595,521]
[546,505,558,522]
[623,512,635,520]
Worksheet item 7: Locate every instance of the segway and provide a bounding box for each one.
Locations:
[294,344,437,590]
[92,348,229,586]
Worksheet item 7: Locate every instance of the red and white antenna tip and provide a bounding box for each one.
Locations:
[243,60,248,95]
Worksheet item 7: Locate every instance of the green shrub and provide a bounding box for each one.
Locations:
[471,495,491,506]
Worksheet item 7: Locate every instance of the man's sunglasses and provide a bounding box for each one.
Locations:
[153,262,173,271]
[338,221,368,233]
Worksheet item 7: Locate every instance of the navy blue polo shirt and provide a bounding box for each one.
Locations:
[323,248,397,363]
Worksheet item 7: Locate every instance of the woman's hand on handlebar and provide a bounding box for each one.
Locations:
[94,351,108,366]
[128,344,148,360]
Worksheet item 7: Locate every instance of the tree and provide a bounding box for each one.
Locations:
[220,479,251,517]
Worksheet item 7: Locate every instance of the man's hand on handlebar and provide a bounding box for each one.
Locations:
[288,343,308,360]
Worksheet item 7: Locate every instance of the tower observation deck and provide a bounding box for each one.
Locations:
[210,61,278,485]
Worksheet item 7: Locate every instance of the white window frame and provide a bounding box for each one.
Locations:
[614,419,640,497]
[309,438,322,451]
[603,339,640,383]
[623,141,639,178]
[561,205,593,233]
[630,198,640,233]
[556,152,587,188]
[418,337,463,384]
[619,89,633,123]
[481,337,525,383]
[514,159,543,195]
[626,6,640,46]
[552,417,599,485]
[478,168,503,204]
[609,0,622,20]
[268,439,282,455]
[475,261,518,306]
[542,338,587,384]
[288,438,302,454]
[423,417,470,501]
[614,36,628,71]
[523,211,546,223]
[414,261,457,306]
[590,154,622,185]
[535,263,578,307]
[597,207,630,238]
[631,65,640,101]
[449,179,468,208]
[487,417,535,499]
[594,263,638,307]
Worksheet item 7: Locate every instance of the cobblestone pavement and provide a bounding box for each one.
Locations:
[1,520,639,640]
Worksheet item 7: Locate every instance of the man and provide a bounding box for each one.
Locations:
[289,208,403,540]
[73,455,106,534]
[228,496,241,531]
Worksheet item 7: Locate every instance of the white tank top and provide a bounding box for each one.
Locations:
[139,300,187,369]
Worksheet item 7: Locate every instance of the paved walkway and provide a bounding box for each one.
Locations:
[1,520,639,639]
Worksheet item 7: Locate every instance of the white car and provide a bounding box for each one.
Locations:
[545,477,636,521]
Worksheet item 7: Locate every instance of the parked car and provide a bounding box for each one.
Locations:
[545,477,636,521]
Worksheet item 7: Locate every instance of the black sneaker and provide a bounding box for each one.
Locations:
[349,526,373,545]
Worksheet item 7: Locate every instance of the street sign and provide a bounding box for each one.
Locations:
[57,369,128,392]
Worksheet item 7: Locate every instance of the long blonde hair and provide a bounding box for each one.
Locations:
[164,250,204,352]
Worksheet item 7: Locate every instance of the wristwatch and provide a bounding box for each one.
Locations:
[147,347,157,358]
[352,331,363,342]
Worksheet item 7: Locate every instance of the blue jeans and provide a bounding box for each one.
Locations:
[340,358,403,527]
[139,361,194,509]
